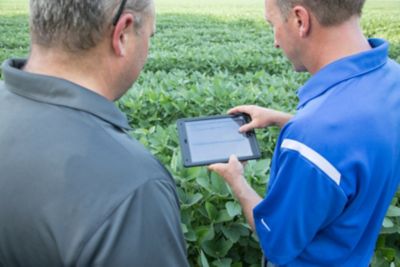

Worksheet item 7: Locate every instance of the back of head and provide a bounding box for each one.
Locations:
[276,0,366,26]
[29,0,153,53]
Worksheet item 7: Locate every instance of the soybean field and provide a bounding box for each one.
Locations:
[1,0,400,266]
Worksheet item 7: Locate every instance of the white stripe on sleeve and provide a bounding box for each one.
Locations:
[281,139,341,185]
[261,218,271,232]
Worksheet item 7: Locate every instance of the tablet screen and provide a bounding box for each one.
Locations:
[177,114,261,167]
[185,117,253,162]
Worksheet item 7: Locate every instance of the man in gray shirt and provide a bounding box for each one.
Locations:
[0,0,189,266]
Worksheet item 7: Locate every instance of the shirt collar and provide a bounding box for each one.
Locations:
[1,58,131,130]
[297,38,389,110]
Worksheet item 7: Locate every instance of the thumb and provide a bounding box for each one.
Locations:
[208,163,224,172]
[229,154,240,163]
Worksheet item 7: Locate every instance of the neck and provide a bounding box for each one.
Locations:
[304,16,371,74]
[23,44,117,101]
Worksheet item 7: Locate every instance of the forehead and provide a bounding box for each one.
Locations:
[146,0,156,17]
[147,3,156,22]
[265,0,278,19]
[265,0,274,16]
[144,12,156,33]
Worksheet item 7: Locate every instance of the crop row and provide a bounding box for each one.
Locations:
[1,11,400,266]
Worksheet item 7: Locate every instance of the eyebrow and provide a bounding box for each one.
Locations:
[264,13,271,23]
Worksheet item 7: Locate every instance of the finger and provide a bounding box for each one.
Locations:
[208,164,217,171]
[228,105,250,115]
[229,154,241,165]
[227,154,247,166]
[208,163,225,172]
[239,121,256,132]
[229,155,245,169]
[229,154,238,161]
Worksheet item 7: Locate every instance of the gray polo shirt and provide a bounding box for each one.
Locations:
[0,59,189,267]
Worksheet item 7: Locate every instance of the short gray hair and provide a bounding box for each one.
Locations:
[30,0,153,52]
[276,0,366,26]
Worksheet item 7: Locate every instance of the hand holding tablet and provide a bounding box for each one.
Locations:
[177,114,261,167]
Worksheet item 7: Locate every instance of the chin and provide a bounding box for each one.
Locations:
[293,64,308,73]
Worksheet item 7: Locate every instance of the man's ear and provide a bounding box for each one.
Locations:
[292,5,311,38]
[112,13,135,57]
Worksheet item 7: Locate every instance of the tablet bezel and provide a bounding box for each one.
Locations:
[177,113,261,167]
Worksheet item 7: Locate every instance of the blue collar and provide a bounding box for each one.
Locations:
[297,38,389,110]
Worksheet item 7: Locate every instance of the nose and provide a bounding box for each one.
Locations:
[274,39,280,49]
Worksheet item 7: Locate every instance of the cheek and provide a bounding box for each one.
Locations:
[274,31,279,47]
[139,40,149,66]
[143,40,150,58]
[273,28,282,48]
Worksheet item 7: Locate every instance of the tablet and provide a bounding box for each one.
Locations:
[177,114,261,167]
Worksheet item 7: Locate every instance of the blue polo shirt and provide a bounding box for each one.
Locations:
[253,38,400,266]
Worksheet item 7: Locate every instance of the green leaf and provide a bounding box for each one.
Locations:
[222,223,250,243]
[210,172,230,196]
[383,217,394,228]
[186,167,204,180]
[245,159,269,181]
[181,223,188,234]
[381,247,396,261]
[380,226,399,235]
[181,193,203,208]
[200,250,210,267]
[386,205,400,217]
[202,238,233,258]
[184,227,197,242]
[170,149,179,173]
[197,175,211,191]
[221,225,241,243]
[205,202,218,221]
[196,224,215,243]
[212,258,232,267]
[253,159,269,176]
[226,201,242,217]
[215,209,233,223]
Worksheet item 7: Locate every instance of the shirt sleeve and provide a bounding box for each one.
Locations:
[253,148,348,265]
[76,179,190,267]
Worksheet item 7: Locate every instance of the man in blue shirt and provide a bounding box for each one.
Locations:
[209,0,400,266]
